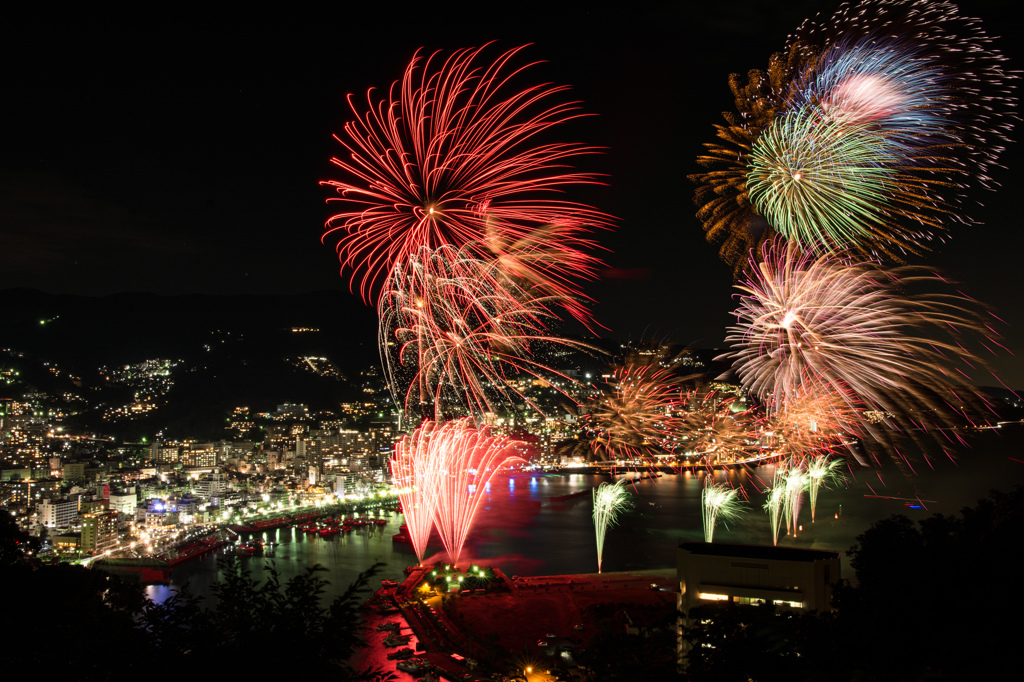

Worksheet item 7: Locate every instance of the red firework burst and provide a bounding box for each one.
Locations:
[430,420,525,566]
[379,243,597,420]
[323,44,610,315]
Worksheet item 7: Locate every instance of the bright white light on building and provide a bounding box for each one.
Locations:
[698,592,730,601]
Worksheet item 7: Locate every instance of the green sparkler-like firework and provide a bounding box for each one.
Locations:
[764,474,787,546]
[806,456,845,522]
[701,483,745,543]
[783,467,810,535]
[592,480,630,573]
[747,106,896,253]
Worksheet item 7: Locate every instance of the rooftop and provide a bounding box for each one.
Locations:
[679,542,839,563]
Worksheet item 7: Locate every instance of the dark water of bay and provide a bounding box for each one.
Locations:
[147,424,1024,605]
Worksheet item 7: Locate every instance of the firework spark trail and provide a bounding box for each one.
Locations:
[767,376,857,463]
[483,221,606,327]
[426,419,525,566]
[592,480,630,573]
[723,237,997,467]
[680,387,764,467]
[390,423,449,563]
[746,105,910,253]
[691,0,1016,269]
[791,0,1016,193]
[581,358,690,464]
[798,37,953,135]
[746,87,961,257]
[379,243,597,420]
[764,474,787,546]
[783,467,809,534]
[323,44,611,317]
[701,482,745,543]
[806,455,846,522]
[689,40,821,276]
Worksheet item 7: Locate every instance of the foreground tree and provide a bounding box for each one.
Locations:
[838,487,1024,680]
[1,543,391,680]
[139,558,392,678]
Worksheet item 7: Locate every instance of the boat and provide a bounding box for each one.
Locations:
[387,647,414,660]
[396,658,431,673]
[161,535,231,566]
[248,516,291,532]
[92,557,171,585]
[383,634,411,647]
[392,524,412,543]
[376,621,401,631]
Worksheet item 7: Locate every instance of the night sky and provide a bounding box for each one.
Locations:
[3,1,1023,386]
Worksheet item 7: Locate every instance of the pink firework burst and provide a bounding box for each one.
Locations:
[426,419,525,566]
[723,237,1000,468]
[379,243,597,420]
[323,44,610,319]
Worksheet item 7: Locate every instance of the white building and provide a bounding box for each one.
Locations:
[38,498,80,529]
[109,490,138,518]
[193,473,229,499]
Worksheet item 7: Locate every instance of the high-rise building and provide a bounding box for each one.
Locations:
[62,462,86,482]
[182,444,217,467]
[81,510,119,555]
[151,445,180,464]
[265,450,284,470]
[192,473,228,499]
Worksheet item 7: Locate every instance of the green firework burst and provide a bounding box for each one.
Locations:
[747,106,896,252]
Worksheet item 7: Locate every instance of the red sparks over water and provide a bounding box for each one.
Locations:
[323,44,611,317]
[431,420,526,566]
[390,419,526,566]
[390,424,444,564]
